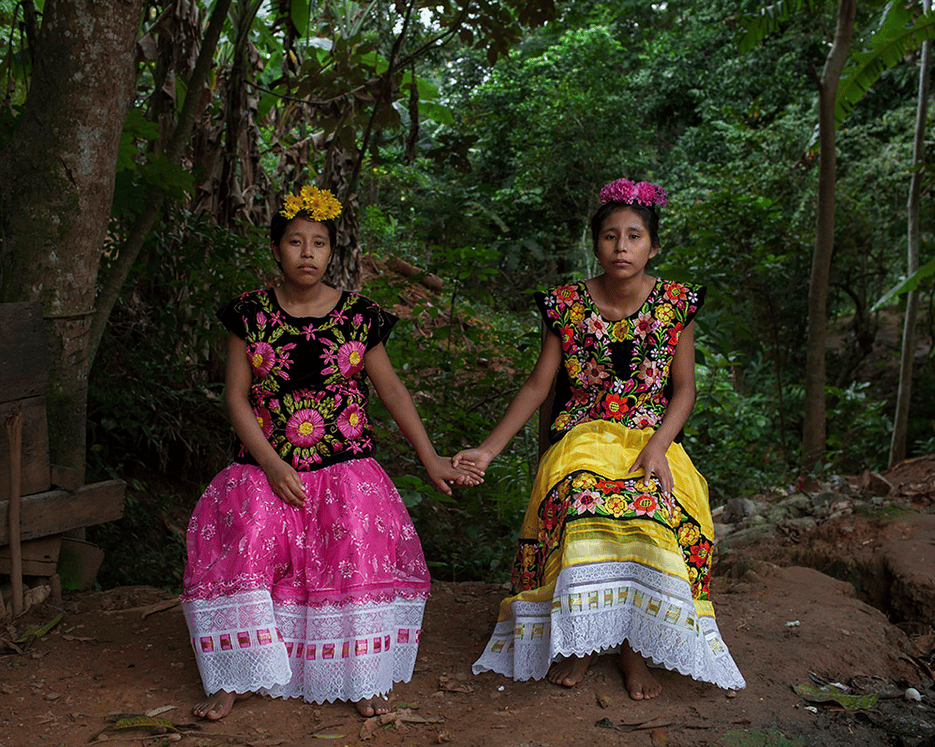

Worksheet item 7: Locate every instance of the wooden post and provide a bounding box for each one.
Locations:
[5,407,23,616]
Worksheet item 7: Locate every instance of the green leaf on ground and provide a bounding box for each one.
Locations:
[793,682,879,710]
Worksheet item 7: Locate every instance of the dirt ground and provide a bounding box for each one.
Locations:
[2,460,935,747]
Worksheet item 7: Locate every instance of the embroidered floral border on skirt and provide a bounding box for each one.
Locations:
[472,420,746,691]
[180,458,430,704]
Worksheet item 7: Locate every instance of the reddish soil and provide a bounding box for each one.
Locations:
[2,459,935,746]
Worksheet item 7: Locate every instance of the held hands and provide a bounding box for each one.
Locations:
[450,448,494,487]
[627,439,674,496]
[264,458,307,507]
[424,454,486,495]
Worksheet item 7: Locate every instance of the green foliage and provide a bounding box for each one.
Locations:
[825,381,892,471]
[87,483,187,591]
[83,0,935,589]
[738,0,827,54]
[362,248,539,581]
[90,209,274,476]
[837,4,935,126]
[687,353,796,503]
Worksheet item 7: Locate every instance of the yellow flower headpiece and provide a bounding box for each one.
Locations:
[279,185,343,222]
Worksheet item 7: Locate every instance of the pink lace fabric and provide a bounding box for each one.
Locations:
[181,459,430,703]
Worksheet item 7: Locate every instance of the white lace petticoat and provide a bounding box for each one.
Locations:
[183,589,426,703]
[472,560,746,690]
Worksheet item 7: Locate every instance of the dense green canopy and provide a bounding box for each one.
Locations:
[1,0,932,586]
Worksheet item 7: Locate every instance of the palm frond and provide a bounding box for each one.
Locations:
[738,0,824,54]
[836,7,935,126]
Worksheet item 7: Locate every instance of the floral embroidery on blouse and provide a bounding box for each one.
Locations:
[218,289,396,471]
[534,280,706,443]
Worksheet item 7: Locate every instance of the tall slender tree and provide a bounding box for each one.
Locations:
[890,0,933,466]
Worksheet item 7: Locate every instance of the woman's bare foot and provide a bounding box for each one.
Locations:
[618,642,661,700]
[355,695,391,717]
[193,690,252,720]
[546,653,594,687]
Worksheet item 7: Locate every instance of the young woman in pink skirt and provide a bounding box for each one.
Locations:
[180,184,479,720]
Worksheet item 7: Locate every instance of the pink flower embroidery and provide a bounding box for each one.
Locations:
[630,409,661,429]
[638,359,661,386]
[286,408,325,447]
[585,360,609,386]
[336,340,367,376]
[254,407,274,438]
[248,342,276,377]
[634,311,655,338]
[337,403,365,439]
[573,489,603,515]
[586,314,609,338]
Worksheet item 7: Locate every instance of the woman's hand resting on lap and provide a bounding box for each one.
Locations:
[264,458,307,507]
[627,439,674,496]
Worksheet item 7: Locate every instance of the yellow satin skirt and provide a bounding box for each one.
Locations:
[472,420,745,689]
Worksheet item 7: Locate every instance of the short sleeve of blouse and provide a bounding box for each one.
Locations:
[681,283,707,326]
[533,287,565,335]
[359,296,399,350]
[217,293,254,339]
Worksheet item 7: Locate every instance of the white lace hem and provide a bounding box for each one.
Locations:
[183,589,426,704]
[472,560,745,690]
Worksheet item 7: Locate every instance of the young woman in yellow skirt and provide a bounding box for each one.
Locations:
[454,178,745,699]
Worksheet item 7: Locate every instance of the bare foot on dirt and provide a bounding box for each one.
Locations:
[193,690,252,720]
[546,653,594,687]
[355,696,391,717]
[618,642,661,700]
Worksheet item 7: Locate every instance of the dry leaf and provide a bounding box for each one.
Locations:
[145,705,177,717]
[437,674,473,693]
[359,709,444,740]
[650,726,669,746]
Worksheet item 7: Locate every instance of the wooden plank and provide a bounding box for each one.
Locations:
[0,302,48,403]
[0,480,125,546]
[50,464,79,491]
[0,397,51,500]
[0,535,62,575]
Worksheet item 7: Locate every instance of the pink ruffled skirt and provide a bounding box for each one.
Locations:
[180,458,430,704]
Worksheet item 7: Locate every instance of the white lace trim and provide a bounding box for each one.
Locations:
[183,589,426,703]
[472,561,746,690]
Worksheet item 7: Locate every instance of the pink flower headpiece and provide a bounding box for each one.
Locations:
[599,178,668,208]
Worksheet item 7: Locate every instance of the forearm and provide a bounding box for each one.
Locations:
[475,329,561,461]
[476,378,551,459]
[380,380,441,465]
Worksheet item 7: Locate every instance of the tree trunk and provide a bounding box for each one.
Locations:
[0,0,142,482]
[890,0,932,467]
[802,0,856,470]
[86,0,234,369]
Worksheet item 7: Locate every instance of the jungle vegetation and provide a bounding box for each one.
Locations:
[1,0,933,588]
